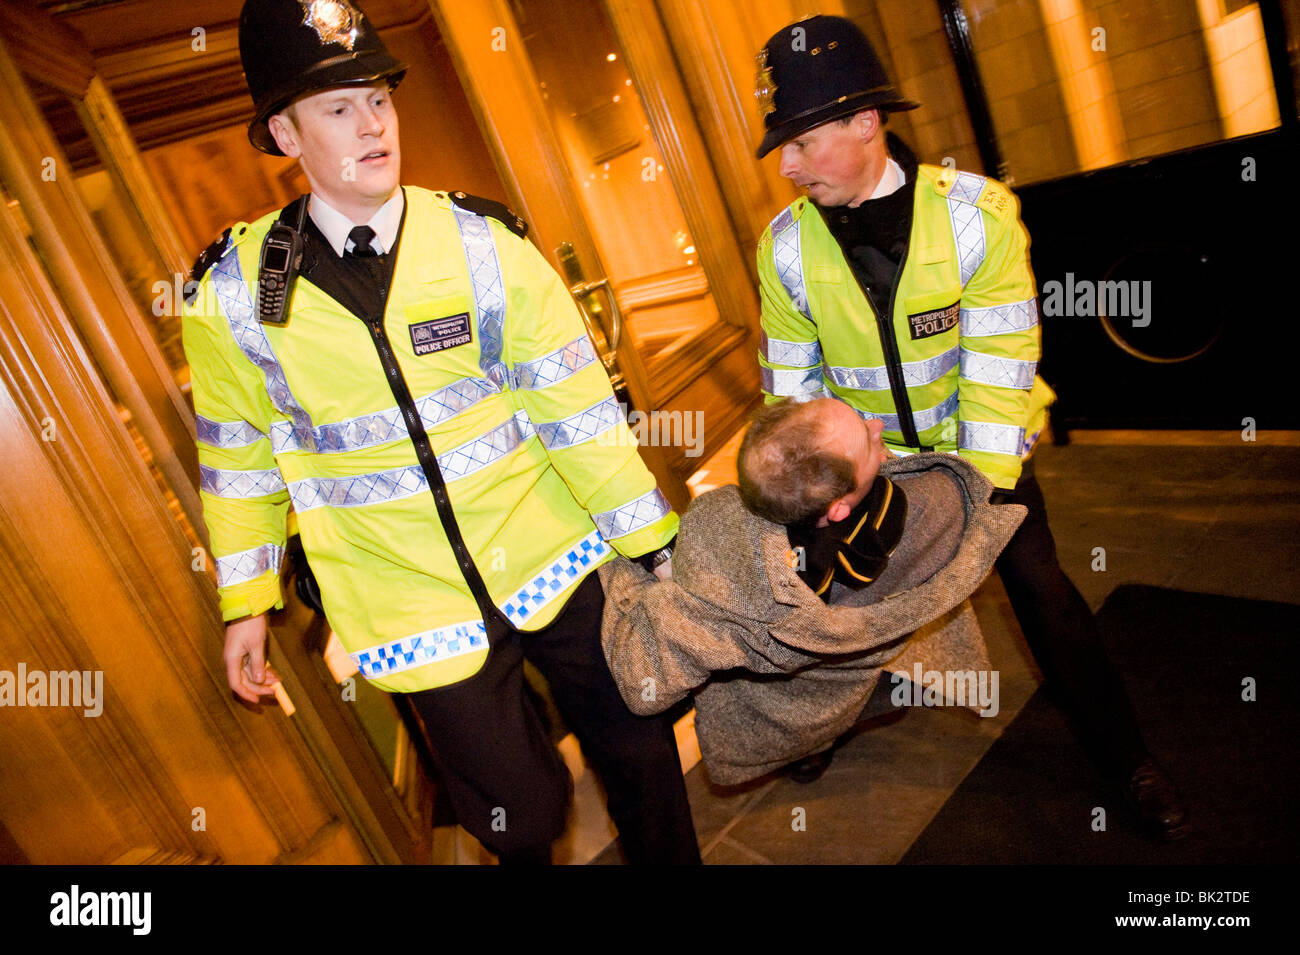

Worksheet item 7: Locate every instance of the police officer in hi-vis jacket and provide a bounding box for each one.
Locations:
[183,0,697,864]
[752,14,1187,840]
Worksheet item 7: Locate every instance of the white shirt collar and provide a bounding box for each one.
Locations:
[868,158,906,200]
[309,189,404,257]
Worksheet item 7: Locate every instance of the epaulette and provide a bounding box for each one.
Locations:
[186,227,233,304]
[932,168,1015,219]
[448,190,528,239]
[762,197,806,248]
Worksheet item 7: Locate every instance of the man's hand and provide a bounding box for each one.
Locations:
[653,556,673,581]
[223,614,281,704]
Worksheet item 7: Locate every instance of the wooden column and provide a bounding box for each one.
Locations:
[0,32,203,535]
[606,0,760,334]
[0,189,371,865]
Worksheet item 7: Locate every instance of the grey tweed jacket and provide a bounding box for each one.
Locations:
[599,452,1027,785]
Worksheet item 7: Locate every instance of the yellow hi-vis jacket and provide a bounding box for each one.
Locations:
[757,164,1054,491]
[182,187,677,692]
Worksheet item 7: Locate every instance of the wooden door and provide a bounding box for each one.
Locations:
[432,0,761,509]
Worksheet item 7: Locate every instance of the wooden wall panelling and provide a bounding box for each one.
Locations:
[605,0,760,338]
[0,0,93,99]
[0,34,203,536]
[652,0,778,261]
[429,0,689,509]
[78,75,191,283]
[0,186,369,865]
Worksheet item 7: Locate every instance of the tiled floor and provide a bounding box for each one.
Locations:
[595,430,1300,864]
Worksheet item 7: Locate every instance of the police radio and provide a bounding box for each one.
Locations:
[257,197,308,326]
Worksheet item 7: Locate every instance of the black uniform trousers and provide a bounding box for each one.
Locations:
[995,458,1149,778]
[407,572,701,864]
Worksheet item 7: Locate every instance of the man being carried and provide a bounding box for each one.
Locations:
[600,397,1025,785]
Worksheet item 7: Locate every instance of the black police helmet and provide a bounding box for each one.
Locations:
[755,15,918,159]
[240,0,408,156]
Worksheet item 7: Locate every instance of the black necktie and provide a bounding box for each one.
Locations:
[347,225,379,258]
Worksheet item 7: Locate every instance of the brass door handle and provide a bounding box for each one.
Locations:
[555,243,624,391]
[567,276,622,363]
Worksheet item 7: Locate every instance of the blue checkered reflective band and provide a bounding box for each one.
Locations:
[209,246,318,449]
[513,336,598,390]
[960,420,1025,457]
[501,531,610,628]
[452,206,509,390]
[200,463,286,498]
[351,620,489,678]
[215,543,284,587]
[959,347,1036,390]
[593,488,672,540]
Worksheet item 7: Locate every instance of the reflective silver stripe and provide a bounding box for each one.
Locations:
[855,391,959,434]
[209,247,318,450]
[760,332,822,368]
[215,543,284,588]
[594,488,672,540]
[351,620,489,678]
[199,463,286,498]
[959,347,1036,389]
[948,201,985,287]
[959,420,1025,457]
[288,413,535,511]
[439,410,535,481]
[536,396,622,450]
[501,531,610,627]
[513,336,598,390]
[195,415,267,449]
[771,214,809,318]
[762,365,827,397]
[289,464,427,512]
[827,346,958,391]
[945,174,987,287]
[960,298,1038,337]
[452,206,509,390]
[269,377,497,454]
[949,171,986,204]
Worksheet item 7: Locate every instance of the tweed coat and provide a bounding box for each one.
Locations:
[600,452,1027,785]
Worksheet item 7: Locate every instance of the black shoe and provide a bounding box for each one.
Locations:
[787,750,834,784]
[1125,758,1190,842]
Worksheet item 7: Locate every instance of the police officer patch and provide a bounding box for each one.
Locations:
[907,301,959,340]
[410,313,472,355]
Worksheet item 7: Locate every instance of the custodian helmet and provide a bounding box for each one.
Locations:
[239,0,408,155]
[755,15,919,158]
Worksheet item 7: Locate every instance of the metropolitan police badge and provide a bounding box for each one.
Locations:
[299,0,363,51]
[754,48,777,118]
